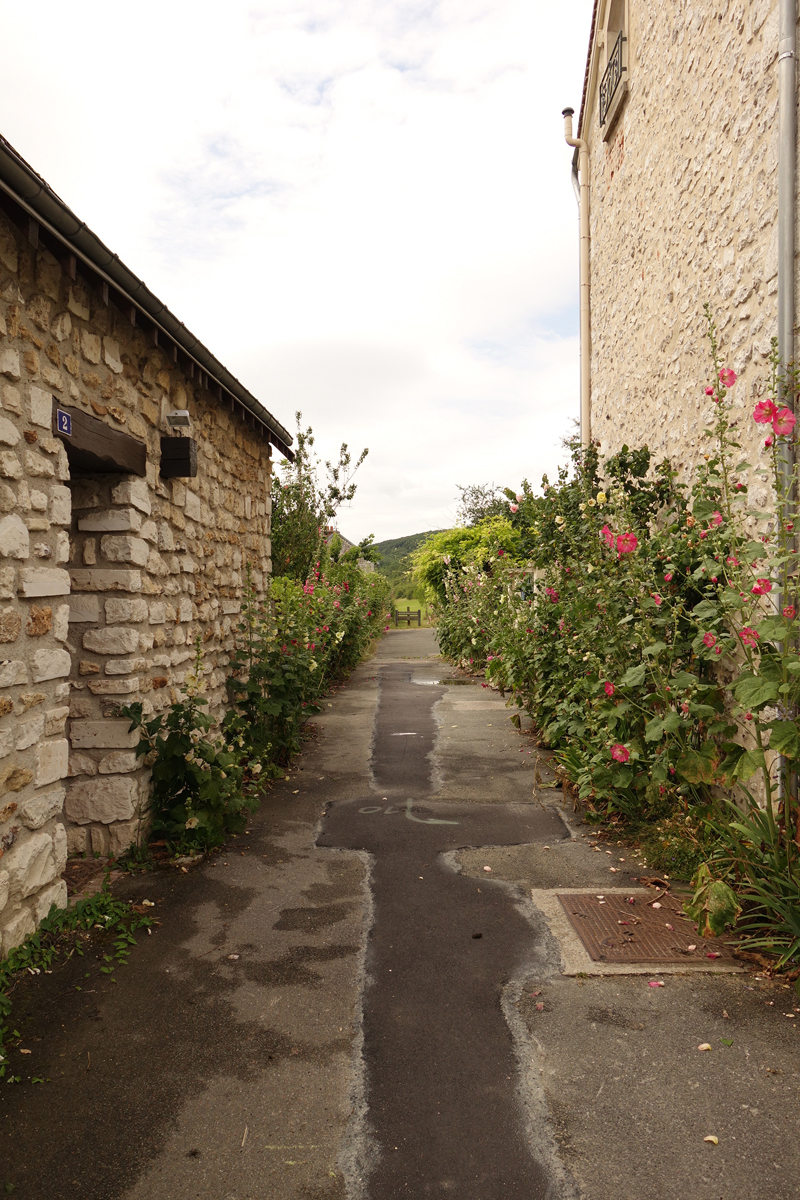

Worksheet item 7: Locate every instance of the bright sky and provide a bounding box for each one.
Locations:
[1,0,593,542]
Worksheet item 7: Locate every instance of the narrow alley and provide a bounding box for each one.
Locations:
[2,629,798,1200]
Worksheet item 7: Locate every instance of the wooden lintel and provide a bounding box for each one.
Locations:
[52,397,146,476]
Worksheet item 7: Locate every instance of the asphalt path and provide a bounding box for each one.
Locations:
[318,656,567,1198]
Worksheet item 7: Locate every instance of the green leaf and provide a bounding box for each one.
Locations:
[767,721,800,760]
[677,747,718,784]
[684,865,741,937]
[642,641,667,657]
[733,748,766,780]
[756,617,790,643]
[692,600,719,620]
[619,663,647,687]
[733,676,779,708]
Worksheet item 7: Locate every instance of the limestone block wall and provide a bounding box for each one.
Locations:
[0,205,274,953]
[583,0,788,494]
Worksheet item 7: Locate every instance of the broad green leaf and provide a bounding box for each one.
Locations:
[733,748,766,780]
[619,663,647,687]
[767,721,800,760]
[677,747,718,784]
[684,865,741,937]
[693,600,719,620]
[733,676,779,707]
[756,617,789,642]
[642,641,667,657]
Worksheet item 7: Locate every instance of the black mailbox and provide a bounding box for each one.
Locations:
[159,436,198,478]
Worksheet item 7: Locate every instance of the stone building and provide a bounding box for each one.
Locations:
[0,134,293,953]
[573,0,790,485]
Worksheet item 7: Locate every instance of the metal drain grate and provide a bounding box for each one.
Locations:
[557,892,738,964]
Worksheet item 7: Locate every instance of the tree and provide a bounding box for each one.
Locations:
[270,413,368,581]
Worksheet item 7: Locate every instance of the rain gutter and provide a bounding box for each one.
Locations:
[0,134,294,461]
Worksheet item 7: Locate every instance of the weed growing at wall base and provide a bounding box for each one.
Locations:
[0,887,153,1080]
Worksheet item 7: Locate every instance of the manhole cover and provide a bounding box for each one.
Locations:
[557,892,738,964]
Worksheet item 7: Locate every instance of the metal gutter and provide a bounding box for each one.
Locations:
[0,134,294,460]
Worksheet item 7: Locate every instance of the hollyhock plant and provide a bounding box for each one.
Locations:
[751,578,772,596]
[664,572,673,581]
[616,532,638,556]
[610,744,630,764]
[783,606,796,620]
[601,524,614,549]
[651,594,662,606]
[704,386,714,396]
[754,399,778,423]
[740,627,760,648]
[604,681,615,697]
[719,367,737,388]
[703,632,716,648]
[509,503,519,513]
[710,511,723,527]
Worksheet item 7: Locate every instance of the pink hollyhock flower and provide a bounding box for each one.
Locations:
[703,632,716,648]
[699,529,708,539]
[719,368,737,388]
[664,572,673,582]
[765,436,774,447]
[611,744,630,764]
[516,493,524,502]
[509,503,519,513]
[704,386,714,396]
[772,407,796,436]
[783,605,796,619]
[710,511,723,527]
[740,627,760,647]
[751,578,772,595]
[711,576,718,583]
[545,587,559,603]
[754,399,778,423]
[680,702,690,714]
[604,682,615,697]
[652,593,663,606]
[726,556,739,566]
[601,524,614,549]
[714,647,722,655]
[616,532,638,555]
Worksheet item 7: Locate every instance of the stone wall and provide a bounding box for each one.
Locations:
[0,207,274,953]
[582,0,788,495]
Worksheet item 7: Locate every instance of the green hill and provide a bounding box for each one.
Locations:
[373,531,445,598]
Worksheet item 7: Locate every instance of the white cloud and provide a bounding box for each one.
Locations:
[0,0,593,540]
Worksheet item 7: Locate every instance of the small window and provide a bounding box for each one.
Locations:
[599,0,628,136]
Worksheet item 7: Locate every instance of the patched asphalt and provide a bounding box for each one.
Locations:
[2,627,799,1200]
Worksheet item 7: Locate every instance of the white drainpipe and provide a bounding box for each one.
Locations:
[777,0,796,802]
[563,107,591,448]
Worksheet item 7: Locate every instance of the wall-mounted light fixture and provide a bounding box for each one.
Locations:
[165,409,192,431]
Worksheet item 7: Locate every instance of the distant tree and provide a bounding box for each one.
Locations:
[455,483,508,527]
[270,413,368,581]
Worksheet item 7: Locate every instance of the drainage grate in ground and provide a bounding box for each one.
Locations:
[557,891,738,964]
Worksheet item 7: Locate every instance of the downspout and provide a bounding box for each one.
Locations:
[778,0,796,483]
[563,108,591,448]
[777,0,797,803]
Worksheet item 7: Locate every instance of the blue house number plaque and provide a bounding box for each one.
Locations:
[56,409,72,436]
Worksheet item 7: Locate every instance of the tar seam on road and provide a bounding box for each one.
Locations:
[318,660,578,1199]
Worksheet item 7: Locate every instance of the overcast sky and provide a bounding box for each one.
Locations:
[1,0,593,542]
